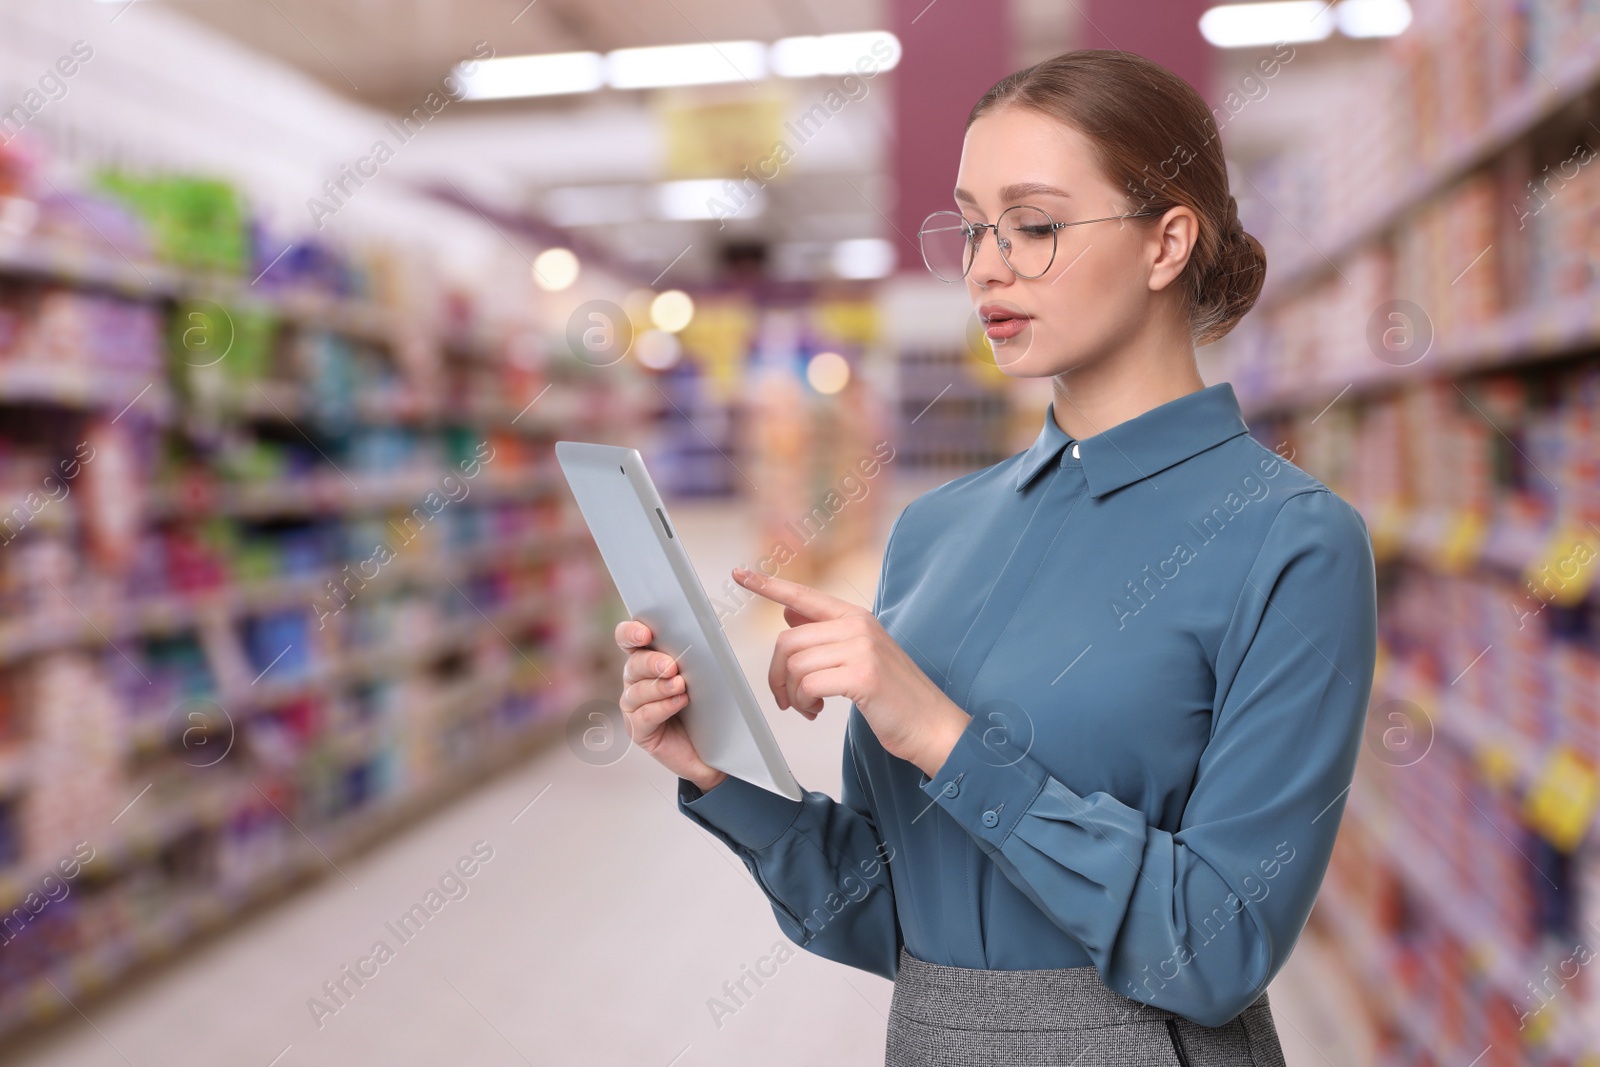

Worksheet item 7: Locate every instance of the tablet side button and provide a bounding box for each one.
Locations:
[655,508,675,539]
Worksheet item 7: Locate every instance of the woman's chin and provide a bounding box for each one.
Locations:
[988,336,1056,377]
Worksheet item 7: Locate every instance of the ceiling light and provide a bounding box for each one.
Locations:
[770,32,902,77]
[532,248,579,291]
[635,330,682,370]
[655,180,767,222]
[651,290,695,333]
[1198,2,1336,47]
[1335,0,1412,37]
[544,184,646,227]
[831,238,895,279]
[455,51,604,100]
[606,41,766,89]
[807,352,851,394]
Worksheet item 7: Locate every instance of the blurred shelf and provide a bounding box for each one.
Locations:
[0,522,589,666]
[144,469,563,521]
[0,363,174,419]
[1242,281,1600,418]
[0,700,577,1038]
[1259,37,1600,313]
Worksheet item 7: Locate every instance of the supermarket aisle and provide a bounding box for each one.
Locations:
[0,490,1366,1067]
[0,496,900,1067]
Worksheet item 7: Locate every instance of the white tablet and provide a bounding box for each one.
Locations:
[555,440,803,801]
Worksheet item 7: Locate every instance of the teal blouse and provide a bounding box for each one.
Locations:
[676,381,1379,1029]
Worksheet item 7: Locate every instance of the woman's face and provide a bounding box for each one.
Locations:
[950,106,1188,377]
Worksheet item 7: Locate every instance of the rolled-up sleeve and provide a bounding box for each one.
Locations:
[921,487,1378,1027]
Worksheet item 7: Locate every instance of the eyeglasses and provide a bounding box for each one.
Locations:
[918,204,1163,282]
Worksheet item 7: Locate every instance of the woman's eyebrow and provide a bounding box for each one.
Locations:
[953,182,1073,206]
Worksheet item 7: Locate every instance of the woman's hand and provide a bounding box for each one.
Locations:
[615,620,728,794]
[730,566,971,778]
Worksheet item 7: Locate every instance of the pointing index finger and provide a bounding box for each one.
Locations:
[732,566,857,621]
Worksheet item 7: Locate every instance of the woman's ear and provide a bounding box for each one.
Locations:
[1147,206,1198,293]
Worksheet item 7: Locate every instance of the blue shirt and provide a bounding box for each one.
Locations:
[677,381,1378,1029]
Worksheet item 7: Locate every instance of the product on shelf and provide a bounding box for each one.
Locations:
[0,140,634,1040]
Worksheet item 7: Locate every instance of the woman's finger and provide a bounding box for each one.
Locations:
[782,641,851,716]
[616,619,652,650]
[733,566,861,622]
[790,665,854,720]
[766,617,864,707]
[625,691,691,739]
[624,672,685,713]
[623,649,680,687]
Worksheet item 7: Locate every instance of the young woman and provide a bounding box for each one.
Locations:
[616,49,1377,1066]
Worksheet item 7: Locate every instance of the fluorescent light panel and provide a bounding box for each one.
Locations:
[607,41,766,88]
[455,32,901,100]
[1199,2,1335,47]
[1335,0,1412,37]
[770,32,901,77]
[457,51,604,100]
[831,238,894,279]
[1199,0,1410,47]
[655,180,766,221]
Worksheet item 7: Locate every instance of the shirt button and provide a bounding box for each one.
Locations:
[1070,443,1080,459]
[942,781,960,799]
[982,810,1000,828]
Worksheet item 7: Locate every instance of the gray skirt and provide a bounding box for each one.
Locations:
[886,947,1288,1067]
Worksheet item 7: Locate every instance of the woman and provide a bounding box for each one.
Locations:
[615,49,1377,1066]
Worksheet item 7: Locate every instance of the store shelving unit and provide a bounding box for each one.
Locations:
[1212,2,1600,1064]
[895,345,1011,476]
[0,173,635,1040]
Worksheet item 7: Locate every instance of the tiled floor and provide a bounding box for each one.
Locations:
[2,488,1374,1067]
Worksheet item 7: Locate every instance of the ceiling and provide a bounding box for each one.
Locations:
[142,0,907,285]
[153,0,889,109]
[128,0,1379,288]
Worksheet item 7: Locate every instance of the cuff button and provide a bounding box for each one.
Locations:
[941,781,960,798]
[981,810,999,828]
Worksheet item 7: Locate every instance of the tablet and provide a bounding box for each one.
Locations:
[554,441,803,801]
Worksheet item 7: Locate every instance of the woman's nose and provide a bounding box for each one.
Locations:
[967,229,1013,288]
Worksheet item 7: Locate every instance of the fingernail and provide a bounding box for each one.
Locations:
[656,655,669,672]
[633,625,646,641]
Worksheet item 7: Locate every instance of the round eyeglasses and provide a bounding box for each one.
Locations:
[918,204,1163,282]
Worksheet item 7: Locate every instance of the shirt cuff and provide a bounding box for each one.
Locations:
[921,711,1049,849]
[677,773,804,850]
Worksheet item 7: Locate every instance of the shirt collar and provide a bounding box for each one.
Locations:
[1013,382,1252,498]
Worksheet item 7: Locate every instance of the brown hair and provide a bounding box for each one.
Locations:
[967,49,1266,347]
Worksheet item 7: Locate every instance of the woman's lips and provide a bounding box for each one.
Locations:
[984,314,1030,340]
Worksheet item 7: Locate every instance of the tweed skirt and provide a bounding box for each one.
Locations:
[885,947,1288,1067]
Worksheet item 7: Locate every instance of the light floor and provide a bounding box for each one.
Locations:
[1,489,1376,1067]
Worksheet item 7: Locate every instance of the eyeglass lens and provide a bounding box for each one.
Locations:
[918,206,1059,282]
